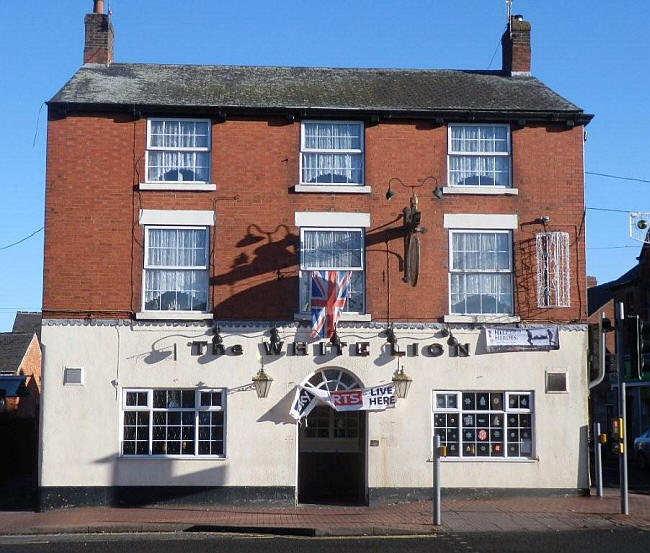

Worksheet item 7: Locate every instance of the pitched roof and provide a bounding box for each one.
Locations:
[0,333,33,374]
[12,312,41,341]
[587,264,640,317]
[49,64,591,122]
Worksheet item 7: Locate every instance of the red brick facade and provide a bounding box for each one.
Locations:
[43,114,586,324]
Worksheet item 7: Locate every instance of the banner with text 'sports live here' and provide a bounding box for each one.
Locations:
[485,327,560,353]
[289,383,396,420]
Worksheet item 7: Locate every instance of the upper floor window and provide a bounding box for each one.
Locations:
[299,228,365,314]
[449,230,513,315]
[448,124,511,187]
[143,226,209,312]
[146,119,210,183]
[300,121,364,185]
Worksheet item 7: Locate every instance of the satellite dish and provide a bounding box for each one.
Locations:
[629,212,650,243]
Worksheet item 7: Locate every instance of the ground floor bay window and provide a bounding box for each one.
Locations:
[432,391,533,458]
[121,388,225,457]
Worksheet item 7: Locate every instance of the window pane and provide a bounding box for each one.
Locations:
[433,390,532,460]
[448,126,510,187]
[145,269,208,312]
[147,229,206,268]
[147,120,210,183]
[302,153,362,184]
[302,230,362,269]
[450,232,513,315]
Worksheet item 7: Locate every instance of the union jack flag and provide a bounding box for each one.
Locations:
[310,270,352,339]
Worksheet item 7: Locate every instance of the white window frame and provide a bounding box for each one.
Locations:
[299,120,365,187]
[299,227,365,315]
[144,118,212,187]
[141,225,210,314]
[447,123,512,189]
[448,229,514,316]
[432,390,534,460]
[120,388,226,458]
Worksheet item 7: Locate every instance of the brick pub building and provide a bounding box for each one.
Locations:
[39,2,593,508]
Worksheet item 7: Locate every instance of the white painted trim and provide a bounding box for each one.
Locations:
[295,212,370,228]
[443,214,518,229]
[293,313,372,322]
[139,209,215,226]
[443,315,521,324]
[442,186,518,196]
[294,185,371,194]
[139,183,217,191]
[135,312,214,320]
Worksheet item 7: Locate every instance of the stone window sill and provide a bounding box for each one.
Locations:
[294,184,371,194]
[294,313,372,322]
[443,315,521,324]
[135,312,214,321]
[139,183,217,191]
[442,186,518,196]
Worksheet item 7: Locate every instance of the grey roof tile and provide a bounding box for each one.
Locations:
[0,333,33,374]
[12,312,41,341]
[49,64,588,118]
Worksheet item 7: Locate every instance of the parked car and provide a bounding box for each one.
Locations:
[634,429,650,470]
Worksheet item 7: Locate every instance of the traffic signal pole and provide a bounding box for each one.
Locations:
[615,301,629,515]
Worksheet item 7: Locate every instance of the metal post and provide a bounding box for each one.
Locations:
[615,301,629,515]
[433,434,441,525]
[593,422,603,498]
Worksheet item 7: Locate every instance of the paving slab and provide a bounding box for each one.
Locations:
[0,488,649,537]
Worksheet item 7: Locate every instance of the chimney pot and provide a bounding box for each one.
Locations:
[501,14,531,76]
[93,0,104,14]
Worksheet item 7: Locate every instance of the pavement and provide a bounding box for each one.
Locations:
[1,489,650,537]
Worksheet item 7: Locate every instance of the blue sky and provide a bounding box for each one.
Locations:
[1,0,648,331]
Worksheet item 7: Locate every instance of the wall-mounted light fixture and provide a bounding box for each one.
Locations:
[330,326,342,347]
[269,327,281,346]
[252,367,273,399]
[392,364,412,399]
[212,324,223,354]
[385,325,397,346]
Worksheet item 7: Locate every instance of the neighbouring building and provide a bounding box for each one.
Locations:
[588,241,650,447]
[39,2,593,509]
[0,312,42,480]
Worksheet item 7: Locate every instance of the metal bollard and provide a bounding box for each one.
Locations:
[593,422,603,497]
[433,434,442,525]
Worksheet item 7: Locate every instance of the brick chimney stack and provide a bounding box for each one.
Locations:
[83,0,114,64]
[501,14,531,76]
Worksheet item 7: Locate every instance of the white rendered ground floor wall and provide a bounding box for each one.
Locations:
[38,319,590,509]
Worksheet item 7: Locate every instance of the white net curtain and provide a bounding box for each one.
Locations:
[450,232,513,315]
[147,120,210,183]
[300,229,364,313]
[144,228,208,311]
[302,122,363,184]
[448,125,510,187]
